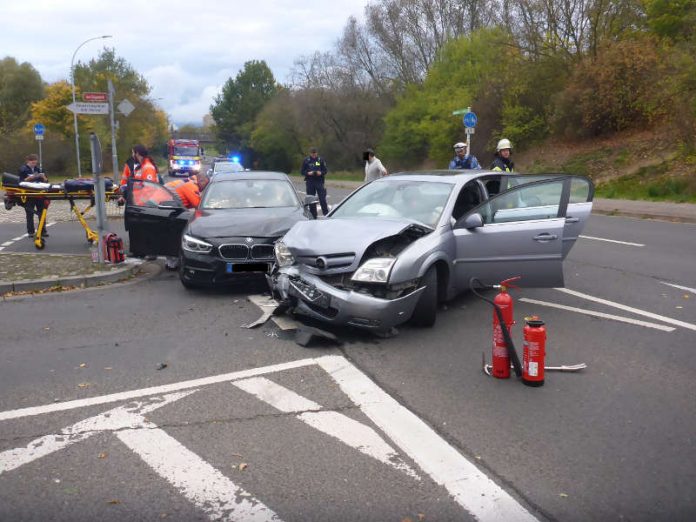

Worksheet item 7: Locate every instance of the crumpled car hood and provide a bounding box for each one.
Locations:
[282,218,431,274]
[188,207,305,238]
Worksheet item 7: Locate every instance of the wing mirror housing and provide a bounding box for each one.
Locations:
[458,212,484,229]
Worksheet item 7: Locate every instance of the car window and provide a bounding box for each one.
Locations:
[479,179,564,224]
[569,176,592,203]
[130,181,181,208]
[331,180,452,228]
[201,179,299,209]
[452,181,483,220]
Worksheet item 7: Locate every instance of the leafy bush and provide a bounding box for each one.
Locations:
[551,36,668,137]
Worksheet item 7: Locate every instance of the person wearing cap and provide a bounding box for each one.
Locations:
[448,142,480,170]
[301,147,329,218]
[363,148,388,183]
[490,138,515,172]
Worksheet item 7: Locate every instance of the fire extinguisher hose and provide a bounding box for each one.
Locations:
[469,277,523,378]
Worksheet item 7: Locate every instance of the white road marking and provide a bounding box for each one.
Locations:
[1,356,537,521]
[661,282,696,295]
[317,356,539,522]
[235,377,419,479]
[118,424,280,522]
[0,358,318,421]
[555,288,696,332]
[2,223,56,250]
[579,235,644,247]
[0,391,194,475]
[520,298,675,332]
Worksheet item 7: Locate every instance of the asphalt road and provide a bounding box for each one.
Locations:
[1,181,695,521]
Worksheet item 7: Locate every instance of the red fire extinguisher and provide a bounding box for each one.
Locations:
[523,316,546,387]
[492,277,520,379]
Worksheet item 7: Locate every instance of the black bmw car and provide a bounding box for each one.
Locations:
[125,171,314,288]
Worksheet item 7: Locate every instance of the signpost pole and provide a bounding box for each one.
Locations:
[38,140,43,170]
[466,106,472,153]
[89,132,106,264]
[33,123,46,170]
[108,80,119,183]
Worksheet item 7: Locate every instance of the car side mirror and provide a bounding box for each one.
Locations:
[304,195,319,207]
[458,212,484,229]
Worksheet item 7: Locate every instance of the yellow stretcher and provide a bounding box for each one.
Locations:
[1,184,120,250]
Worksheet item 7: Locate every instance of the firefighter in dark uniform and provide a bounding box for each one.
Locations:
[301,147,329,218]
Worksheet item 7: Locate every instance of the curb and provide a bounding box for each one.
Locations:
[0,260,144,296]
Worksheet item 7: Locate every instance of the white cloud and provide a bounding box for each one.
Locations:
[1,0,366,125]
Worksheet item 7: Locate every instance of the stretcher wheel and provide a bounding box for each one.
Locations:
[34,238,45,250]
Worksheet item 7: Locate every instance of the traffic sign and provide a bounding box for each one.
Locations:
[463,112,478,128]
[465,127,475,134]
[66,102,109,115]
[33,123,45,136]
[35,134,44,141]
[117,99,135,117]
[83,92,108,102]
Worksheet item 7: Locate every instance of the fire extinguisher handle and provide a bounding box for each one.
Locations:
[500,276,521,289]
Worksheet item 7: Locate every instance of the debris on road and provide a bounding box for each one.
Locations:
[156,363,168,371]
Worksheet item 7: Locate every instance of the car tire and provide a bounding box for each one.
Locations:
[410,266,437,327]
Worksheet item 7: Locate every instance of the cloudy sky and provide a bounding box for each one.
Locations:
[2,0,367,125]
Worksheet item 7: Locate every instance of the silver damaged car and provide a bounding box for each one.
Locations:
[270,171,594,332]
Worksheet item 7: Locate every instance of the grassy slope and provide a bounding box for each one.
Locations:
[515,128,696,203]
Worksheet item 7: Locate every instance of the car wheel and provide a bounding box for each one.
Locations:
[410,266,437,327]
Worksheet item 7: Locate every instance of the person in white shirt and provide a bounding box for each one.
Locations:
[364,149,388,183]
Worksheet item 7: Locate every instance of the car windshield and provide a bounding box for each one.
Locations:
[201,179,299,209]
[174,147,198,156]
[331,179,453,228]
[214,162,244,174]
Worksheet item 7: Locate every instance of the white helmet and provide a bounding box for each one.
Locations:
[453,142,467,150]
[496,138,512,152]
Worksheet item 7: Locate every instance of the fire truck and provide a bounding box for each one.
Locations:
[167,139,202,176]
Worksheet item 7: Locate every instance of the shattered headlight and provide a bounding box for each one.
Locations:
[182,234,213,254]
[274,241,295,267]
[351,257,395,283]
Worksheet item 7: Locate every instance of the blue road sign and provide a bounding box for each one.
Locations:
[463,112,478,128]
[33,123,45,136]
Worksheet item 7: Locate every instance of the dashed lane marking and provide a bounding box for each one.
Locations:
[661,282,696,295]
[520,298,675,332]
[0,222,56,252]
[555,287,696,332]
[579,235,644,247]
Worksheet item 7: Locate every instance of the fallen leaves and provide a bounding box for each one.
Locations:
[239,463,248,471]
[79,363,87,368]
[98,452,108,459]
[77,383,90,388]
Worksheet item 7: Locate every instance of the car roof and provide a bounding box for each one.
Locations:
[210,171,290,182]
[379,170,490,184]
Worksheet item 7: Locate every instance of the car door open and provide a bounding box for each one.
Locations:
[452,177,573,289]
[124,181,192,257]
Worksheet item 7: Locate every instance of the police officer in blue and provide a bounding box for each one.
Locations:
[301,147,329,218]
[448,142,480,170]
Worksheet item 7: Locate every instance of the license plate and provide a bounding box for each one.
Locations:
[226,262,234,273]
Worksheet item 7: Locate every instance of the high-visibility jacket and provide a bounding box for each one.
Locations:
[490,156,514,172]
[165,178,200,208]
[133,158,159,182]
[120,157,138,188]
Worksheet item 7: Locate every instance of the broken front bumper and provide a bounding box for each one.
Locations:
[269,266,425,330]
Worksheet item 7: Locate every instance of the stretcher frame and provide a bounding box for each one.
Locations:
[1,184,120,250]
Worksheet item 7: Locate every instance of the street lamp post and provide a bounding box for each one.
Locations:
[71,35,112,177]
